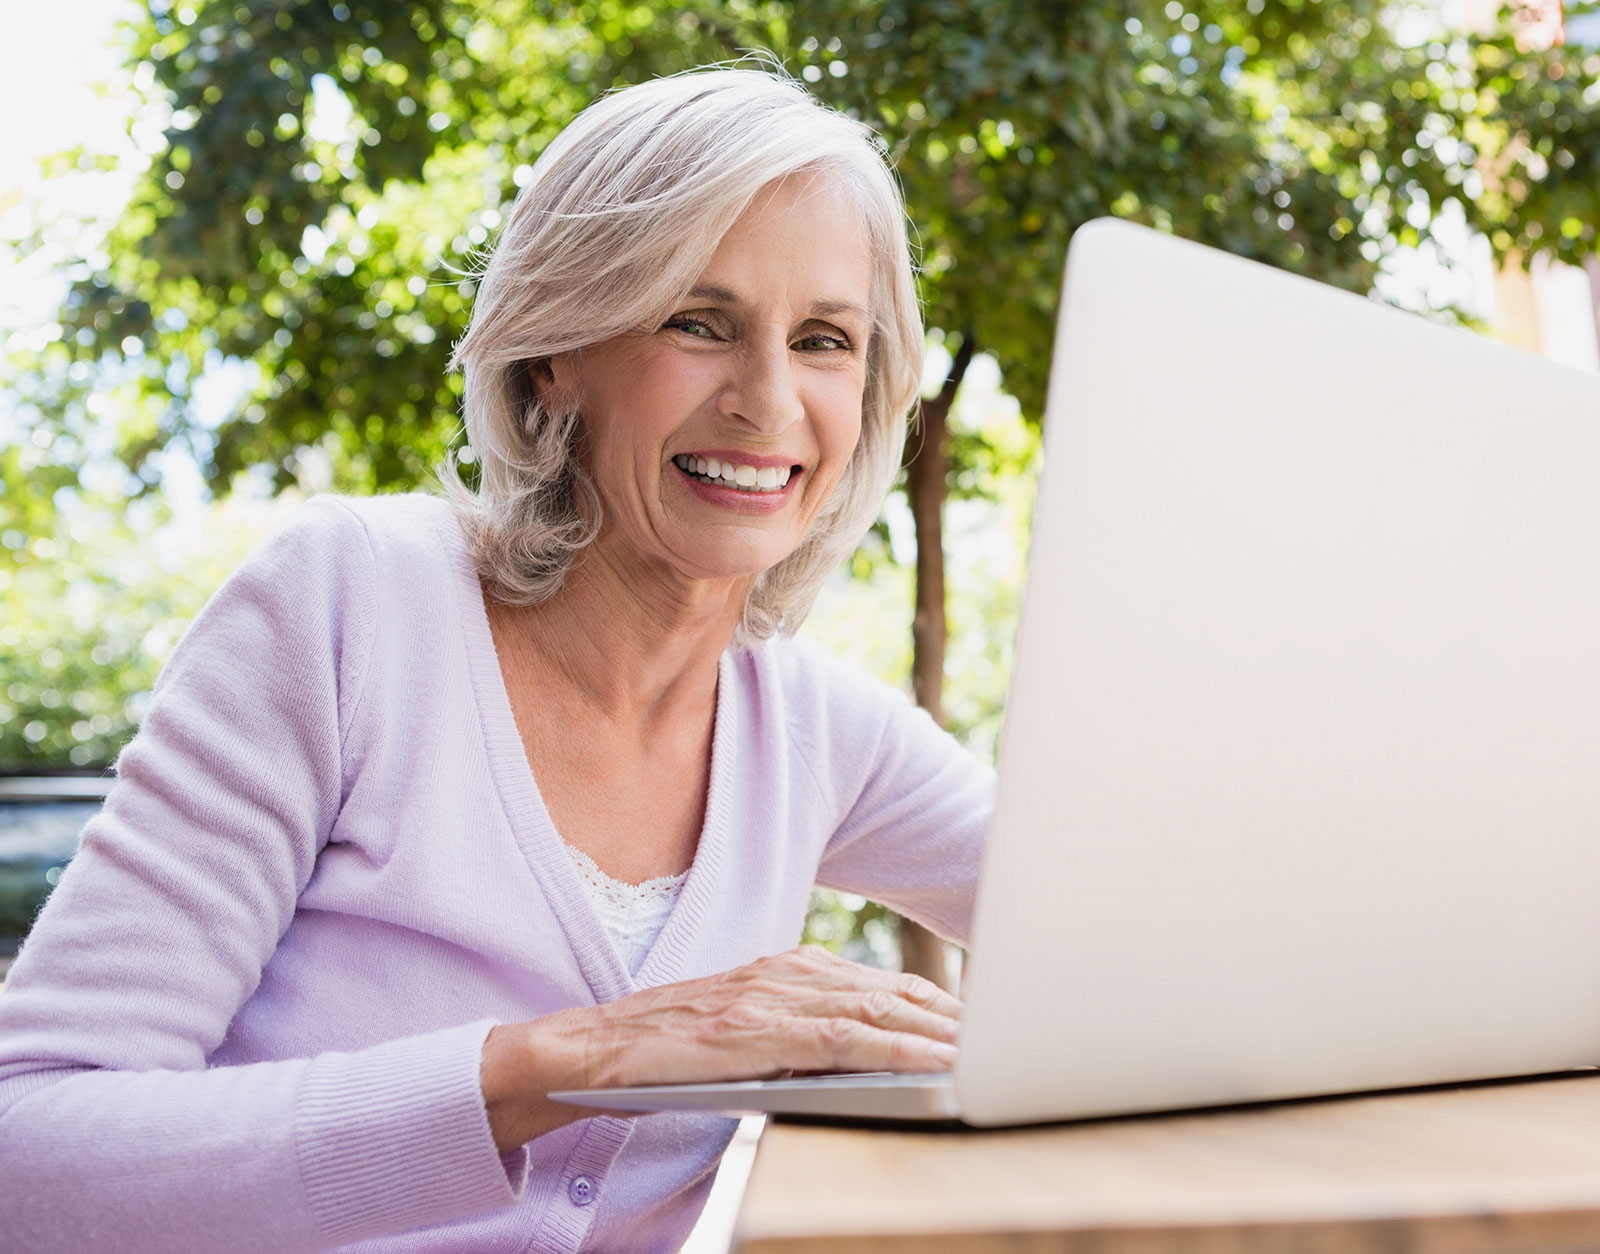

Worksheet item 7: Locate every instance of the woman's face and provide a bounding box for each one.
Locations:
[546,174,874,592]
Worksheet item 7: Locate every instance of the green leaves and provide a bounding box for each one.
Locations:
[21,0,1593,502]
[0,489,283,769]
[8,0,1596,768]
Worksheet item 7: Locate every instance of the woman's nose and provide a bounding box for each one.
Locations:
[717,339,805,434]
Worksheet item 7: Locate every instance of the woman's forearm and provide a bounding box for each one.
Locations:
[0,1019,521,1253]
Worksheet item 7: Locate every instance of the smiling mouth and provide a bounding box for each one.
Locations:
[673,454,796,494]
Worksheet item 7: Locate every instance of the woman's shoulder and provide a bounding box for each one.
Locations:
[728,635,988,846]
[196,493,469,660]
[736,630,890,697]
[279,491,456,556]
[245,492,462,586]
[732,633,939,754]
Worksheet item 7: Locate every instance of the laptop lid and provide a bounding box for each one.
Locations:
[956,218,1600,1127]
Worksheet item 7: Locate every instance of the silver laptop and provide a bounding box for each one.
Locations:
[552,218,1600,1126]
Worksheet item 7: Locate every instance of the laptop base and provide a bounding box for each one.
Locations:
[550,1071,961,1121]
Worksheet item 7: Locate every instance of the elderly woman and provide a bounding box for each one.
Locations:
[0,69,993,1252]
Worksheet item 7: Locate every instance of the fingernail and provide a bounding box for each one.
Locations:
[930,1042,959,1066]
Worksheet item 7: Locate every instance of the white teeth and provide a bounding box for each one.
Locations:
[673,454,794,494]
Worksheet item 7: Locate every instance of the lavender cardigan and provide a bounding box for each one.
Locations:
[0,495,993,1253]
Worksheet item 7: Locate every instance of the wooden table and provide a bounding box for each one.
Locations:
[732,1072,1600,1253]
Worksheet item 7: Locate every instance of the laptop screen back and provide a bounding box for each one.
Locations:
[957,219,1600,1127]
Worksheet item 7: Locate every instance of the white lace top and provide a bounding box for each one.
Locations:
[563,844,688,977]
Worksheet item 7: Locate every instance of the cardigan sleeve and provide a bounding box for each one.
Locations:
[805,646,997,948]
[0,497,524,1253]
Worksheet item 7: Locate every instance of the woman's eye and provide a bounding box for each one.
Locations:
[795,331,851,352]
[665,316,717,339]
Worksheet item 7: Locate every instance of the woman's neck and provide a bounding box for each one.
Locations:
[490,544,749,726]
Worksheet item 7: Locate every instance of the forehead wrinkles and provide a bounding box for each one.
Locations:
[694,229,871,334]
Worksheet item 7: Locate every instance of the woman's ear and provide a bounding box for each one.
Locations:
[533,354,579,414]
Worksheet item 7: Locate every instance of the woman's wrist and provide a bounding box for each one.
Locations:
[480,1012,614,1153]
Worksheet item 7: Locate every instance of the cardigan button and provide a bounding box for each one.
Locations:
[568,1174,597,1206]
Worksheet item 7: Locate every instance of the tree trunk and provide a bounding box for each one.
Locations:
[897,332,976,992]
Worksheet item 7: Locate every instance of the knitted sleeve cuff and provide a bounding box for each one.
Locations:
[293,1019,527,1244]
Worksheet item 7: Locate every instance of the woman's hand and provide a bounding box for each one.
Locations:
[480,945,960,1152]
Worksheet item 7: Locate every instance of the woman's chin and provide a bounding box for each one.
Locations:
[668,546,793,588]
[625,517,808,589]
[653,536,802,590]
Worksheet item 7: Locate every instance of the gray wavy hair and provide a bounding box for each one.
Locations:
[441,66,923,639]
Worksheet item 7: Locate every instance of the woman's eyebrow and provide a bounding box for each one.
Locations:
[685,285,869,325]
[686,284,741,305]
[810,299,871,324]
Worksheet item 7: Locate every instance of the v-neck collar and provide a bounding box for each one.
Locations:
[438,504,736,1006]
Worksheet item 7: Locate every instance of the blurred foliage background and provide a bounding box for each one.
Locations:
[2,0,1597,960]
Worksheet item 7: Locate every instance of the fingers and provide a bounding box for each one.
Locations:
[779,985,958,1045]
[734,946,963,1073]
[891,971,963,1022]
[802,1016,959,1075]
[763,946,963,1022]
